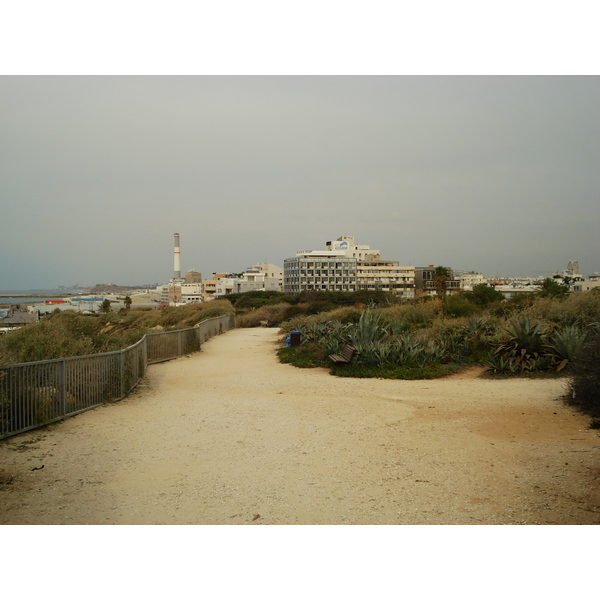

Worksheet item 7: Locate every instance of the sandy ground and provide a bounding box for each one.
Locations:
[1,327,599,525]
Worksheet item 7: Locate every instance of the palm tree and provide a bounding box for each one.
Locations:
[433,266,451,297]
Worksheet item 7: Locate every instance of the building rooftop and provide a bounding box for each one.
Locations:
[294,250,349,258]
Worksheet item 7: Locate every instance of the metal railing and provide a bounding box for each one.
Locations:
[0,313,236,440]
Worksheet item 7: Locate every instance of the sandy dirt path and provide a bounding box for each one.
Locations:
[1,327,599,525]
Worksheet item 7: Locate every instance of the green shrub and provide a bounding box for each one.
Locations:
[227,291,292,309]
[305,301,338,315]
[277,344,328,368]
[236,303,290,328]
[538,277,570,299]
[524,291,600,326]
[157,300,233,328]
[463,284,504,307]
[566,324,600,418]
[280,304,309,321]
[443,296,479,318]
[0,318,97,364]
[383,298,442,325]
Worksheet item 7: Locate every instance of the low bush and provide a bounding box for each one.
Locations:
[566,324,600,418]
[443,296,480,318]
[277,344,328,368]
[226,291,293,309]
[236,303,290,328]
[0,318,98,364]
[157,300,232,328]
[382,298,442,326]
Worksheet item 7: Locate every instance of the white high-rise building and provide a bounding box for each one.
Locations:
[284,235,414,297]
[566,260,580,275]
[284,250,358,294]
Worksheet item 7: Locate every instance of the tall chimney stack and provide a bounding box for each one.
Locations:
[174,233,181,279]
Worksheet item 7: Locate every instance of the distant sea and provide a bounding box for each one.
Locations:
[0,288,82,305]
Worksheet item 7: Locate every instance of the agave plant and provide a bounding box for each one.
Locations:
[353,341,387,367]
[347,310,388,346]
[300,321,349,345]
[485,352,519,374]
[438,329,463,358]
[387,334,442,368]
[487,317,553,374]
[387,319,409,336]
[371,340,394,364]
[416,340,445,367]
[544,325,586,372]
[321,334,346,358]
[455,316,494,361]
[462,315,494,339]
[502,316,547,354]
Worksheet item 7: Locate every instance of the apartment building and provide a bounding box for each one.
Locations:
[571,273,600,293]
[284,236,414,297]
[249,263,283,285]
[234,263,283,294]
[215,277,237,297]
[161,281,204,304]
[414,266,461,298]
[204,264,284,299]
[180,282,203,303]
[185,270,202,283]
[284,251,358,294]
[357,261,415,299]
[202,273,231,301]
[453,271,487,289]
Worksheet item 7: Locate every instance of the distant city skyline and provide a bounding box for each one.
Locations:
[1,76,599,291]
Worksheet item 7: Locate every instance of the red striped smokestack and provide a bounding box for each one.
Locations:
[174,233,181,279]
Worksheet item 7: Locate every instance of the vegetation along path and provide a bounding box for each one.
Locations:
[1,327,599,525]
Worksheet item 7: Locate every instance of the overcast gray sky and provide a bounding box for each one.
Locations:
[1,76,599,290]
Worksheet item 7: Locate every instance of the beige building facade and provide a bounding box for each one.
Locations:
[357,261,415,299]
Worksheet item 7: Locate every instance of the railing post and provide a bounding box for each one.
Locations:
[120,350,125,400]
[178,330,183,357]
[59,359,66,419]
[143,335,148,373]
